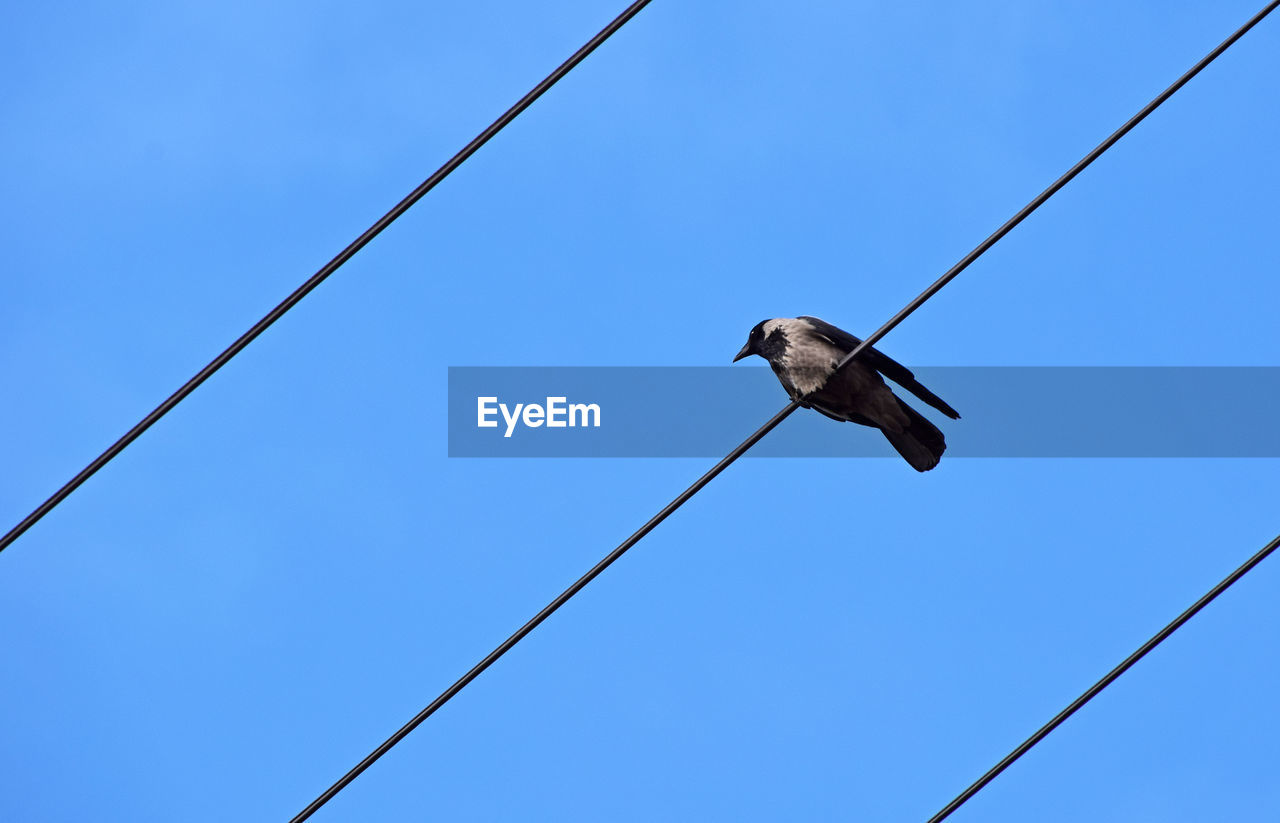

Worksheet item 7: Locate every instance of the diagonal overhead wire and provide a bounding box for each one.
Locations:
[288,3,1279,819]
[833,0,1280,376]
[0,0,656,556]
[926,532,1280,823]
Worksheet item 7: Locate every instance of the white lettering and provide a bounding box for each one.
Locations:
[478,397,600,436]
[545,396,567,427]
[569,402,601,428]
[477,397,498,428]
[500,402,524,438]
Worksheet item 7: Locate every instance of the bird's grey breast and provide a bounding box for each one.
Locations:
[769,318,844,396]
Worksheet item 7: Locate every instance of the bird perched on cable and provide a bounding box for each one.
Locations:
[733,316,959,471]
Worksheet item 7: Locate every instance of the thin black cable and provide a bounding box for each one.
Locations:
[286,402,798,823]
[834,0,1280,373]
[288,4,1277,818]
[0,0,655,556]
[926,533,1280,823]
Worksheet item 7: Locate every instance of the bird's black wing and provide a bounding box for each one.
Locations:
[798,316,960,420]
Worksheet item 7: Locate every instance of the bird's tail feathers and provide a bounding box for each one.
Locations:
[881,401,947,472]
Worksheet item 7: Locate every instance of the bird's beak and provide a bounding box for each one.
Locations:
[732,342,752,363]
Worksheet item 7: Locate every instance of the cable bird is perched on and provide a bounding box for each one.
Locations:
[733,316,959,471]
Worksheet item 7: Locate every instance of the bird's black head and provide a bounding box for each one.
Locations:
[733,319,788,363]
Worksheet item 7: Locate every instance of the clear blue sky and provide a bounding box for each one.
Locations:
[3,1,1278,820]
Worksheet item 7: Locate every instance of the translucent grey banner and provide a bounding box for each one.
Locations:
[447,367,1280,458]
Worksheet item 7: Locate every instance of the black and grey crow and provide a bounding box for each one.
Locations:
[733,316,959,471]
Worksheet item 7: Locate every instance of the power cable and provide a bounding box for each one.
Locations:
[288,3,1279,818]
[926,532,1280,822]
[0,0,656,556]
[833,0,1280,375]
